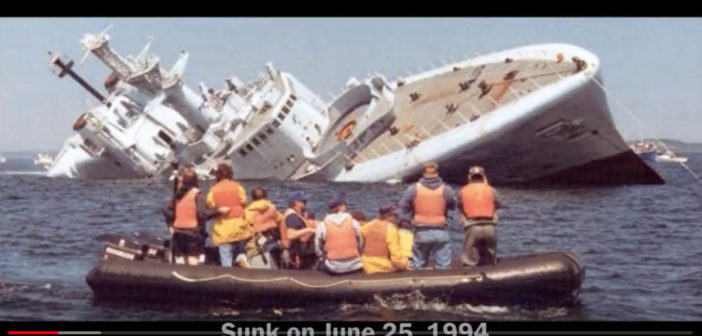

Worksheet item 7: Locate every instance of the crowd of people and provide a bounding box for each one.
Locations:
[162,162,500,274]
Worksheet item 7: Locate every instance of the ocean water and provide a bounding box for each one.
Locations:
[0,155,700,321]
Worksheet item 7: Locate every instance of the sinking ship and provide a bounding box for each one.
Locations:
[45,30,663,185]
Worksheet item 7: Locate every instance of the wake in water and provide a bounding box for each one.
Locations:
[359,290,575,320]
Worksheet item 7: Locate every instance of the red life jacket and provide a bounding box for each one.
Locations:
[460,182,495,219]
[413,183,447,226]
[174,188,199,229]
[211,180,245,219]
[362,219,390,258]
[324,216,360,260]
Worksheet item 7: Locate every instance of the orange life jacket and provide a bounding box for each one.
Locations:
[324,216,360,260]
[174,188,199,229]
[252,203,279,233]
[362,219,390,258]
[211,180,245,219]
[413,183,447,225]
[460,182,495,219]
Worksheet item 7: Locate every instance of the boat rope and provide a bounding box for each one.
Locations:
[171,271,483,289]
[588,76,702,185]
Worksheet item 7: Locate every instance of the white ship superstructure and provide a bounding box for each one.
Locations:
[46,31,662,185]
[47,30,332,180]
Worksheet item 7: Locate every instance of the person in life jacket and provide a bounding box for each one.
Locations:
[162,168,229,266]
[315,198,364,275]
[207,163,251,268]
[398,162,457,270]
[280,191,316,269]
[245,187,282,236]
[459,166,501,267]
[360,203,410,274]
[243,187,283,265]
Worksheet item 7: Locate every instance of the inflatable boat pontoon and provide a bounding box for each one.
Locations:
[87,232,585,307]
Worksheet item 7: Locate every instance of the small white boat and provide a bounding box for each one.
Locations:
[0,155,6,164]
[655,151,688,163]
[33,153,55,170]
[631,141,657,161]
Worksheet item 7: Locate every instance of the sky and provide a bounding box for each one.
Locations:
[0,18,700,152]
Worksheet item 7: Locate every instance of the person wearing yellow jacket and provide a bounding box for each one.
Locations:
[360,203,410,274]
[397,219,414,268]
[244,187,283,235]
[207,163,252,267]
[243,187,283,261]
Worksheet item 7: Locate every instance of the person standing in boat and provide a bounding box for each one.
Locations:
[207,163,252,268]
[459,166,501,267]
[399,162,457,270]
[315,198,364,275]
[360,203,409,274]
[280,191,316,269]
[163,168,229,266]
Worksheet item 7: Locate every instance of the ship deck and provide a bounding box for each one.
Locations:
[349,58,581,164]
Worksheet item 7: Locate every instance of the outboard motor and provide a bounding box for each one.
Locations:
[96,232,170,263]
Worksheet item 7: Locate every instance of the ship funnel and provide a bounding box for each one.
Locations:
[265,62,277,80]
[167,51,189,81]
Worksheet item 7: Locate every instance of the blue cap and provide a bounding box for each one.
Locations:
[287,191,306,204]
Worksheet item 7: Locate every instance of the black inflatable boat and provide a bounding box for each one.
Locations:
[86,232,585,307]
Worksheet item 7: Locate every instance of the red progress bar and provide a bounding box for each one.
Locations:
[8,332,58,335]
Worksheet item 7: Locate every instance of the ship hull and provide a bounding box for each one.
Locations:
[326,45,663,185]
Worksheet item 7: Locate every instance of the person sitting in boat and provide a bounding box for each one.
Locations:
[315,198,364,275]
[280,191,316,269]
[360,203,409,274]
[163,168,229,266]
[399,162,457,270]
[207,163,252,268]
[245,187,282,236]
[243,187,283,263]
[459,166,501,267]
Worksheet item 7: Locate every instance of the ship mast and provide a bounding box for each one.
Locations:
[48,52,107,105]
